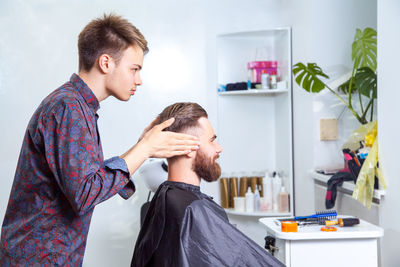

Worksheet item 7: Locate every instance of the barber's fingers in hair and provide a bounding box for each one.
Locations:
[138,116,162,142]
[146,116,161,131]
[157,117,175,130]
[167,131,200,141]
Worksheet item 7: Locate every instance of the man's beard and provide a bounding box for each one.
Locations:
[192,150,221,182]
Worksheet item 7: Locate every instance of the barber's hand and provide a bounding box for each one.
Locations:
[140,118,200,158]
[138,116,161,142]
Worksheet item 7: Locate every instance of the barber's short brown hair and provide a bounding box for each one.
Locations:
[78,13,148,72]
[159,102,208,133]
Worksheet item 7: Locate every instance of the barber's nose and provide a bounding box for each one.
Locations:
[135,73,142,86]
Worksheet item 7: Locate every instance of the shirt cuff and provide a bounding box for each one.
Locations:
[104,156,136,199]
[104,156,130,173]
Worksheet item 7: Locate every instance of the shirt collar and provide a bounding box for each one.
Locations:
[70,73,100,113]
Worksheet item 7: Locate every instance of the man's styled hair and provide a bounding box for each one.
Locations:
[78,13,149,72]
[158,102,208,133]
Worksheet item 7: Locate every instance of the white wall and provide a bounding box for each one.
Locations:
[0,0,378,266]
[378,1,400,266]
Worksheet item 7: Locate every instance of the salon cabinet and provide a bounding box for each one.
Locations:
[259,217,383,267]
[215,28,293,246]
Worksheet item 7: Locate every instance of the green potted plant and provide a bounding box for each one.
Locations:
[292,28,384,208]
[292,28,377,125]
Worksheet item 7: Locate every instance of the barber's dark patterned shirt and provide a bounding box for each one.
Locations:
[0,74,135,266]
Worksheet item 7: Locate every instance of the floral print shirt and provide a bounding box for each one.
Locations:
[0,74,135,266]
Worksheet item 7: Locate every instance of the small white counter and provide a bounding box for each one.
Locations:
[259,217,384,267]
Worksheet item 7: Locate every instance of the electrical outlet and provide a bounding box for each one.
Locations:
[320,118,338,141]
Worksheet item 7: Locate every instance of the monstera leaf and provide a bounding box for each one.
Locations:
[292,27,377,125]
[352,28,377,71]
[338,67,377,98]
[292,63,329,93]
[354,67,377,99]
[338,78,358,95]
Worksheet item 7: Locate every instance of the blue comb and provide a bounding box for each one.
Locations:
[294,210,337,221]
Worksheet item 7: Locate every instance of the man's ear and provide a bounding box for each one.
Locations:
[98,54,114,74]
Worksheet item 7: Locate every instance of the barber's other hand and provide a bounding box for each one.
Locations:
[140,118,200,158]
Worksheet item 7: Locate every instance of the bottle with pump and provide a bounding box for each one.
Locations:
[272,171,282,211]
[278,186,289,212]
[245,187,254,212]
[254,187,260,211]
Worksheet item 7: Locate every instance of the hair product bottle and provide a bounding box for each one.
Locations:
[262,171,272,211]
[219,177,229,209]
[254,187,260,211]
[245,187,254,212]
[229,176,238,208]
[278,186,289,212]
[272,172,282,211]
[261,70,270,89]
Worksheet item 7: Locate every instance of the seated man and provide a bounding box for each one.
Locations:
[131,102,284,267]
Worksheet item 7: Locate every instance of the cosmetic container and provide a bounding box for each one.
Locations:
[278,186,289,212]
[272,172,282,211]
[254,188,260,211]
[261,70,270,89]
[262,171,273,211]
[245,187,254,212]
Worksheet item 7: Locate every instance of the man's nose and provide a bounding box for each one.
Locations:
[216,143,223,153]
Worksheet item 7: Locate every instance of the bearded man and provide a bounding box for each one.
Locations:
[131,102,284,267]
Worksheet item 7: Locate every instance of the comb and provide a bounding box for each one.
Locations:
[294,210,337,221]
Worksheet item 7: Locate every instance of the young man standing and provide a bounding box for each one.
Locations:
[131,102,284,267]
[0,14,199,266]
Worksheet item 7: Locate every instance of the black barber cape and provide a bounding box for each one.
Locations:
[131,181,285,267]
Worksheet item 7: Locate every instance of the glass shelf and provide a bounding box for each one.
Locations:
[224,208,291,217]
[218,88,288,96]
[310,170,386,200]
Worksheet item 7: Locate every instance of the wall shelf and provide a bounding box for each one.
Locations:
[218,89,288,96]
[310,170,386,200]
[225,209,291,217]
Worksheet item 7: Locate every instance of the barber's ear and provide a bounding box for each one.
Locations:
[186,151,196,158]
[98,54,114,74]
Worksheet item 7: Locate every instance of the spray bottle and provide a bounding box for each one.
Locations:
[245,187,254,212]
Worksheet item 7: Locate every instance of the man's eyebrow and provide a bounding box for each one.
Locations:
[210,135,217,141]
[133,64,142,70]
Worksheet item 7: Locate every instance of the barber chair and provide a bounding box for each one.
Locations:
[139,159,168,227]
